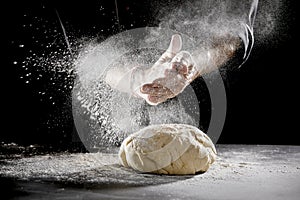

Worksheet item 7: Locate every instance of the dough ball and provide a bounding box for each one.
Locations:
[118,124,217,175]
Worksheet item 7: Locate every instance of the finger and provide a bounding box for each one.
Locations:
[141,83,173,95]
[142,86,173,96]
[167,34,182,55]
[157,34,182,63]
[140,83,162,93]
[170,51,195,79]
[154,73,187,95]
[163,69,187,84]
[148,95,170,104]
[172,62,188,75]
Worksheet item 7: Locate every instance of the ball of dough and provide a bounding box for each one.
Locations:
[118,124,217,175]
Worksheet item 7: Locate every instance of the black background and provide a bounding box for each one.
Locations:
[2,0,298,151]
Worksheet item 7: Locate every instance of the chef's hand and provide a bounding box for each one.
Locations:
[134,34,199,105]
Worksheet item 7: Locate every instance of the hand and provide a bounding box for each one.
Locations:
[135,34,199,105]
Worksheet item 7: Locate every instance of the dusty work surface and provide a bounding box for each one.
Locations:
[1,145,299,200]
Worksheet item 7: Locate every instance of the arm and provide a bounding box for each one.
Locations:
[105,34,241,105]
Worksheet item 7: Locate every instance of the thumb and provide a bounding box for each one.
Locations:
[157,34,182,64]
[167,34,182,54]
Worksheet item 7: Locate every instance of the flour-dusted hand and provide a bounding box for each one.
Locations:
[133,34,199,105]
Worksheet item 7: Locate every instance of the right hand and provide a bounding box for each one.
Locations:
[135,34,199,105]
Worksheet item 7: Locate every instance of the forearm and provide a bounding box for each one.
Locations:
[192,36,241,78]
